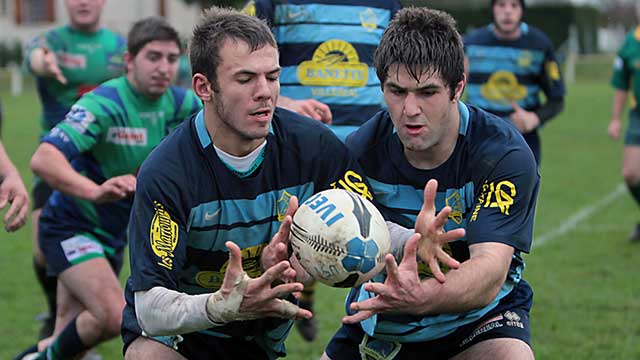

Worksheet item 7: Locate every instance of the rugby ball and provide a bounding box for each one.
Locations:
[289,189,390,288]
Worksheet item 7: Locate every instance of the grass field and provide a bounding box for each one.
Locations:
[1,54,639,359]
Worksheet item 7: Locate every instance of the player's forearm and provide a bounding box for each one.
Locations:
[30,143,98,200]
[417,243,512,315]
[386,221,414,261]
[611,89,629,121]
[135,287,218,336]
[535,97,564,125]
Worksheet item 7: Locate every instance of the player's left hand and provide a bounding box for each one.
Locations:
[510,102,539,134]
[342,234,425,324]
[414,179,463,283]
[261,196,298,280]
[0,171,29,232]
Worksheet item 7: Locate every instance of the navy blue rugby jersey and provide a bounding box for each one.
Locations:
[245,0,402,126]
[124,107,371,356]
[344,102,540,342]
[464,23,565,118]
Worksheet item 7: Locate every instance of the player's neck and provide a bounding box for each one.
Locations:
[205,113,266,157]
[69,22,100,33]
[493,24,521,40]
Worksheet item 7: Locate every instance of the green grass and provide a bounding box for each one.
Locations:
[1,54,639,359]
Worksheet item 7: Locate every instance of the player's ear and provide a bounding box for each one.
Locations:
[192,73,213,102]
[452,76,465,103]
[124,51,133,74]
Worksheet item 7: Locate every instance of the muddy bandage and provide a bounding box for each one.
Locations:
[206,271,300,323]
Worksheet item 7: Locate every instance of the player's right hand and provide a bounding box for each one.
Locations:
[91,174,136,203]
[40,48,68,85]
[210,241,312,322]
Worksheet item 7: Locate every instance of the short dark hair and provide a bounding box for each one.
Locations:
[127,17,181,57]
[190,6,277,90]
[374,7,464,99]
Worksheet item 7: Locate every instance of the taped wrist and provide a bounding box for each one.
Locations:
[206,271,253,323]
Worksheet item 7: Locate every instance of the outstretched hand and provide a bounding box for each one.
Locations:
[216,241,312,321]
[342,234,424,324]
[414,179,464,283]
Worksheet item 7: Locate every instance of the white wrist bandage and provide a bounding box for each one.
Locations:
[206,271,253,323]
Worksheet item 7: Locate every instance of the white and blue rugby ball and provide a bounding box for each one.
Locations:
[290,189,390,288]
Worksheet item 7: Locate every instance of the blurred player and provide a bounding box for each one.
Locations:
[322,7,539,359]
[19,17,201,360]
[121,7,372,359]
[244,0,402,142]
[608,5,640,242]
[464,0,565,164]
[24,0,126,338]
[244,0,402,340]
[0,141,29,232]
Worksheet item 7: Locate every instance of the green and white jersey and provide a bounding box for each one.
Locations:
[25,25,126,135]
[612,25,640,115]
[40,76,202,249]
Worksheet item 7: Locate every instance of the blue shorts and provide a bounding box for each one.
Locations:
[625,110,640,146]
[326,285,532,360]
[39,212,124,276]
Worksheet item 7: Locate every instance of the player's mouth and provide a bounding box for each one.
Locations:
[249,108,272,121]
[404,124,425,135]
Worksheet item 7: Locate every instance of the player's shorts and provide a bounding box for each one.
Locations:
[39,216,124,276]
[624,110,640,145]
[32,176,53,210]
[122,285,294,360]
[325,283,532,360]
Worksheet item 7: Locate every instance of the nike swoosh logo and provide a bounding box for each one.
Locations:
[287,11,304,19]
[204,208,221,221]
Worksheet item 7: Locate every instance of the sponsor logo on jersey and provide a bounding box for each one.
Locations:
[297,39,368,89]
[58,52,86,69]
[106,127,148,146]
[64,105,96,134]
[331,170,373,201]
[195,243,266,289]
[635,26,640,41]
[359,8,378,31]
[481,71,526,103]
[140,110,165,126]
[277,190,293,221]
[545,61,561,81]
[446,190,464,225]
[150,201,179,270]
[471,180,517,221]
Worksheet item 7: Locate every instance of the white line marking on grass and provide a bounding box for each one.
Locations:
[533,183,626,249]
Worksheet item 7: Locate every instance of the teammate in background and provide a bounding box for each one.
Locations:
[608,5,640,242]
[322,8,539,359]
[23,0,126,339]
[464,0,565,164]
[121,7,372,359]
[19,17,201,360]
[0,141,29,232]
[243,0,402,340]
[243,0,402,141]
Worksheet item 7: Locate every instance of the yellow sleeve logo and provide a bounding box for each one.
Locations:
[331,170,373,200]
[545,61,561,81]
[471,180,517,221]
[150,201,179,270]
